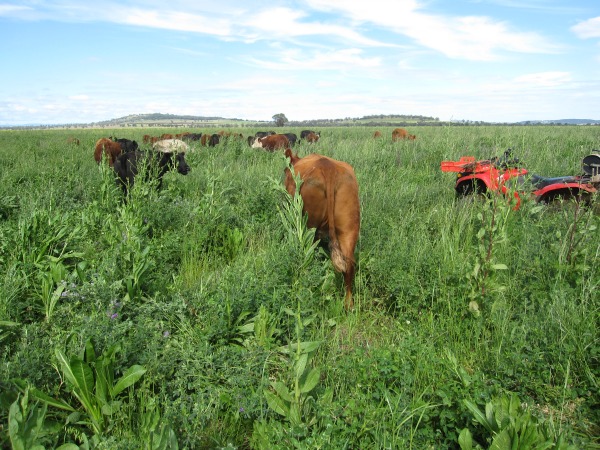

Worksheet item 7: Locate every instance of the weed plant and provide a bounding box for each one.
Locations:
[0,126,598,448]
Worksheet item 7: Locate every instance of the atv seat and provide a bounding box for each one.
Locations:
[529,175,579,189]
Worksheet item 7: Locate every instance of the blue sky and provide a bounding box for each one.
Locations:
[1,0,599,125]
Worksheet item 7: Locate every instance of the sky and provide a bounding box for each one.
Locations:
[1,0,599,125]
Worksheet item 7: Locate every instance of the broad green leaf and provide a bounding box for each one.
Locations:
[263,390,289,417]
[56,444,81,450]
[27,387,76,412]
[95,367,109,405]
[300,368,320,394]
[69,359,95,403]
[55,350,80,392]
[489,428,512,450]
[458,428,473,450]
[84,338,96,363]
[492,264,508,270]
[295,353,308,379]
[463,399,494,434]
[289,402,302,427]
[112,365,146,396]
[271,381,293,402]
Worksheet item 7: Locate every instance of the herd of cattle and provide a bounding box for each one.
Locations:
[88,127,415,309]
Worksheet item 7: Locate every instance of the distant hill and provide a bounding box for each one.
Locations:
[4,113,600,129]
[90,113,250,127]
[515,119,600,125]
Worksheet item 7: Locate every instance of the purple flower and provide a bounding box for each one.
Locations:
[110,313,118,319]
[163,331,170,338]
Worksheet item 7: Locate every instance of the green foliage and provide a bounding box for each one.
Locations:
[51,338,146,435]
[8,387,77,450]
[459,393,577,450]
[0,127,597,448]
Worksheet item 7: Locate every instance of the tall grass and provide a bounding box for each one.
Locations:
[0,126,598,448]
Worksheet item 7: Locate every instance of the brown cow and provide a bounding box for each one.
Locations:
[373,131,382,139]
[392,128,416,141]
[94,138,123,167]
[305,132,320,143]
[283,149,360,310]
[200,133,212,146]
[252,134,290,151]
[67,137,80,145]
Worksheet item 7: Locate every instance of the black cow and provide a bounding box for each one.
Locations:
[283,133,298,147]
[110,137,139,153]
[208,134,220,147]
[113,150,190,196]
[247,136,256,146]
[183,133,203,141]
[300,130,320,140]
[255,131,276,139]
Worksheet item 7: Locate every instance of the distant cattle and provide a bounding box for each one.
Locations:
[283,149,360,310]
[255,131,276,139]
[113,148,191,196]
[199,133,220,146]
[392,128,416,141]
[183,133,203,141]
[373,131,382,139]
[67,137,80,145]
[300,130,320,141]
[252,134,290,151]
[304,132,320,143]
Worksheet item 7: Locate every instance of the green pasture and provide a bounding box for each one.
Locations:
[0,126,598,449]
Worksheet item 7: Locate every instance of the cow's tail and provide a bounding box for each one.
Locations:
[326,170,346,273]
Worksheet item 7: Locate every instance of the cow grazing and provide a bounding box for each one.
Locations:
[373,131,382,139]
[392,128,416,141]
[208,134,220,147]
[94,138,125,167]
[252,134,290,151]
[113,148,191,196]
[283,133,298,147]
[247,136,257,147]
[183,133,203,141]
[67,137,80,145]
[305,132,320,143]
[300,130,320,141]
[283,149,360,310]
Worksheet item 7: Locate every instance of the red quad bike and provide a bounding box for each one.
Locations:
[441,150,600,209]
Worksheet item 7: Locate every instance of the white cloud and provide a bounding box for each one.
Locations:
[247,47,380,71]
[513,71,572,87]
[305,0,560,60]
[0,5,32,15]
[571,17,600,39]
